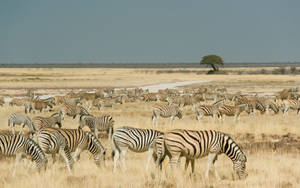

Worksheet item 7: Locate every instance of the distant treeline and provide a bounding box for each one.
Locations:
[0,62,300,68]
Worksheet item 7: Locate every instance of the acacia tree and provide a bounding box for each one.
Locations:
[200,54,224,72]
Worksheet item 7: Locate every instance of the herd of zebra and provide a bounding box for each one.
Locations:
[0,86,299,179]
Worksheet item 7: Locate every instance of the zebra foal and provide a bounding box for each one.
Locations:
[32,111,64,130]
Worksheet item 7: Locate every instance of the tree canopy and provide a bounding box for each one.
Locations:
[200,54,224,72]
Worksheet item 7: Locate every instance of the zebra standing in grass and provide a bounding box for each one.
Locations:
[78,114,114,140]
[111,126,163,172]
[56,128,106,166]
[281,99,300,115]
[32,111,64,130]
[61,103,89,119]
[8,113,36,135]
[194,98,225,122]
[0,133,47,175]
[35,127,74,172]
[156,129,247,180]
[218,104,251,122]
[152,104,182,126]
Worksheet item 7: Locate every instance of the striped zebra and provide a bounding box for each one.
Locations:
[281,99,300,115]
[111,126,163,172]
[156,129,247,180]
[218,104,251,122]
[54,128,106,166]
[8,113,36,135]
[78,114,114,140]
[61,103,89,119]
[32,111,64,130]
[152,104,182,126]
[0,133,47,175]
[194,99,225,122]
[35,127,74,172]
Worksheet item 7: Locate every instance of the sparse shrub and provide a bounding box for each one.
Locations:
[290,66,297,74]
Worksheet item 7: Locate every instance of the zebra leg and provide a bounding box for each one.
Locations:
[113,148,120,172]
[108,128,112,141]
[170,116,174,126]
[146,148,154,171]
[205,153,216,179]
[212,155,221,181]
[185,159,190,171]
[59,146,73,173]
[191,159,195,173]
[20,123,25,135]
[11,124,15,135]
[73,148,82,162]
[52,153,57,170]
[12,153,22,176]
[120,147,127,171]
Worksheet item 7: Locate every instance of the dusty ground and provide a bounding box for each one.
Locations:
[0,68,299,188]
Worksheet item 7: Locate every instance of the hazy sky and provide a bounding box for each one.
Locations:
[0,0,299,63]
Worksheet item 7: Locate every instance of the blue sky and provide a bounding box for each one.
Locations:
[0,0,299,63]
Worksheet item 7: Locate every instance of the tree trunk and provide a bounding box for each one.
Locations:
[211,64,218,71]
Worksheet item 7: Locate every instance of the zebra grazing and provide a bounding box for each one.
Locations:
[111,126,163,172]
[281,99,300,115]
[61,103,89,119]
[218,104,251,122]
[79,114,114,140]
[56,128,106,166]
[8,113,36,135]
[0,133,47,175]
[152,104,182,126]
[156,129,247,180]
[32,111,64,130]
[194,99,225,122]
[35,127,74,172]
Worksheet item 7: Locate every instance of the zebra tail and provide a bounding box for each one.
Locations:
[111,135,118,160]
[8,118,10,127]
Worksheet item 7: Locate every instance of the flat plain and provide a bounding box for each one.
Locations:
[0,67,299,188]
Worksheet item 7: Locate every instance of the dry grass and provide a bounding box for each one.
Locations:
[0,68,299,188]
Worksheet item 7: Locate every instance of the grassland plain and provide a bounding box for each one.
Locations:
[0,68,299,188]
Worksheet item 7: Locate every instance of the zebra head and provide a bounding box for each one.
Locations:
[86,132,106,167]
[233,153,247,179]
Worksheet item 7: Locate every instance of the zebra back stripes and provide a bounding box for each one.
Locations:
[157,129,247,180]
[0,133,47,174]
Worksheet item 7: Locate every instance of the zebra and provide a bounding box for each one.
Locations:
[281,99,300,115]
[218,104,251,122]
[32,111,64,131]
[61,103,89,119]
[35,127,74,172]
[193,99,225,122]
[8,113,36,135]
[78,114,114,140]
[111,126,163,172]
[152,104,182,126]
[54,128,106,166]
[0,133,47,175]
[156,129,247,180]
